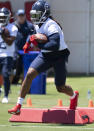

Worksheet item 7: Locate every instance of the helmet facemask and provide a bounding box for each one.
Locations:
[30,10,42,24]
[30,9,50,25]
[0,13,11,27]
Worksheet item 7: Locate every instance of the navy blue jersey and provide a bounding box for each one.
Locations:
[15,21,36,50]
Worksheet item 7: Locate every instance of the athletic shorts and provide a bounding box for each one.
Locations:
[30,49,70,86]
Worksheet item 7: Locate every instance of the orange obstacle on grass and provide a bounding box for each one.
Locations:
[57,99,63,107]
[9,99,94,125]
[88,100,93,107]
[9,107,94,124]
[26,97,32,107]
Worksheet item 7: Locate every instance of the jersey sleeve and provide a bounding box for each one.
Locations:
[9,25,18,37]
[38,33,60,51]
[46,24,59,36]
[28,22,36,35]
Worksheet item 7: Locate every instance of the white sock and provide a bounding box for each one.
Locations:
[70,92,76,99]
[17,97,24,105]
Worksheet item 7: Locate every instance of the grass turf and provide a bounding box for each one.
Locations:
[0,76,94,131]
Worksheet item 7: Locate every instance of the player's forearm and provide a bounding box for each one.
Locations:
[39,40,59,51]
[38,33,60,51]
[1,35,16,46]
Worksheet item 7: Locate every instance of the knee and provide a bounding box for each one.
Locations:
[26,68,38,81]
[56,85,65,93]
[3,76,10,84]
[2,71,9,78]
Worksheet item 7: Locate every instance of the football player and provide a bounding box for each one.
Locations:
[8,0,79,114]
[0,7,18,103]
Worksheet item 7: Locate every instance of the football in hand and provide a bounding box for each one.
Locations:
[2,28,10,37]
[34,33,48,44]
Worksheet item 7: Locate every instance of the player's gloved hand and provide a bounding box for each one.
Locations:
[29,35,38,46]
[23,35,38,53]
[23,42,34,53]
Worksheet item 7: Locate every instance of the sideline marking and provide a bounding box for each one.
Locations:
[0,124,94,130]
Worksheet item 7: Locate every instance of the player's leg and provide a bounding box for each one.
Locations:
[54,58,73,96]
[2,57,13,103]
[20,67,38,98]
[12,55,23,84]
[8,67,38,114]
[54,58,79,110]
[8,52,52,114]
[0,59,2,96]
[19,53,52,99]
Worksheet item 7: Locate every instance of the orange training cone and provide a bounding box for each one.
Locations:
[88,100,93,107]
[57,99,63,107]
[26,97,32,107]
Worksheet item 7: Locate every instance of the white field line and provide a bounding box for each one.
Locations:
[0,124,94,130]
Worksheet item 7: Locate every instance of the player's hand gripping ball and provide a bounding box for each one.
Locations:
[32,33,48,44]
[1,28,10,37]
[23,33,48,53]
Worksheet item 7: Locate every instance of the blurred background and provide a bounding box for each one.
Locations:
[0,1,94,129]
[1,0,94,74]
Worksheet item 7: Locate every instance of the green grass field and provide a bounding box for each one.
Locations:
[0,76,94,131]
